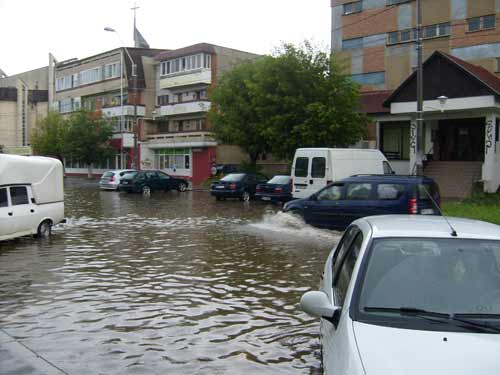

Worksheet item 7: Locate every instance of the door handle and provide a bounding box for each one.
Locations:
[8,212,13,216]
[31,209,35,213]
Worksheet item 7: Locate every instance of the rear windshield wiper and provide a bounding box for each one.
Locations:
[364,306,500,333]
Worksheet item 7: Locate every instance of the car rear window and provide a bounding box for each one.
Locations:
[268,176,291,184]
[376,184,405,200]
[418,183,439,201]
[221,174,245,182]
[102,172,114,178]
[311,157,326,178]
[346,183,372,200]
[294,157,309,178]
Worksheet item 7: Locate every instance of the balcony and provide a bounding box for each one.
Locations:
[101,105,146,118]
[159,69,212,89]
[146,131,217,148]
[158,100,211,117]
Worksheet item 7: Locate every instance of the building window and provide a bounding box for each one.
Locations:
[342,37,363,50]
[154,148,191,171]
[350,71,385,86]
[388,22,450,45]
[104,62,121,79]
[160,53,209,76]
[387,0,411,5]
[483,15,496,29]
[343,1,362,15]
[157,95,169,106]
[468,15,496,32]
[55,75,72,91]
[79,67,102,85]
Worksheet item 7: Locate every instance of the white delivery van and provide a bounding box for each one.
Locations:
[291,148,393,198]
[0,154,65,241]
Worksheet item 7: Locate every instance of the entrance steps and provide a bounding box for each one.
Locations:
[423,161,482,199]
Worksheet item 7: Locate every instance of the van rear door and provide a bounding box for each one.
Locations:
[0,187,15,237]
[292,150,329,198]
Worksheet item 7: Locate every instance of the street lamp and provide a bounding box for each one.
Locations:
[104,27,139,170]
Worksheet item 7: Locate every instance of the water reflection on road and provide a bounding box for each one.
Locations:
[0,178,342,374]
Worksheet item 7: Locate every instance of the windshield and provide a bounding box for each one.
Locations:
[356,238,500,322]
[221,174,245,182]
[267,176,291,184]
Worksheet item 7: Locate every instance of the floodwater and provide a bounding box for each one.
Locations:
[0,178,342,375]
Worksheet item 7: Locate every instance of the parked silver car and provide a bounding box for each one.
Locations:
[99,169,136,191]
[301,215,500,374]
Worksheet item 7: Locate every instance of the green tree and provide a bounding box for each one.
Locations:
[65,110,114,177]
[31,111,68,162]
[209,42,367,165]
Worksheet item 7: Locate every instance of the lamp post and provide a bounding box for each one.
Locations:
[104,27,139,170]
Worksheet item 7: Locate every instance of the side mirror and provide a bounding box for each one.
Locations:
[300,291,341,326]
[391,170,396,175]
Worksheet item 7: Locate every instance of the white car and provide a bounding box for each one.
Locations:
[301,215,500,375]
[99,169,136,191]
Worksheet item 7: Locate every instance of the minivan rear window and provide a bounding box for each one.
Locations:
[418,183,439,201]
[311,157,326,178]
[377,184,405,200]
[294,157,309,178]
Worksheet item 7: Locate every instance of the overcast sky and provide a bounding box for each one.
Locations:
[0,0,330,76]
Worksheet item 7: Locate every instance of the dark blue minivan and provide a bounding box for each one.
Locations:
[283,175,441,230]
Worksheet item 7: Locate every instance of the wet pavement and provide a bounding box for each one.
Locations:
[0,178,342,374]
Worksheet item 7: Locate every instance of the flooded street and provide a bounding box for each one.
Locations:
[0,178,342,375]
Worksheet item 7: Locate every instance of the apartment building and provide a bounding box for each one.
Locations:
[0,67,49,155]
[49,47,166,174]
[142,43,260,185]
[332,0,500,197]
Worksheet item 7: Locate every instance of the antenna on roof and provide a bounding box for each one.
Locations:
[421,185,457,237]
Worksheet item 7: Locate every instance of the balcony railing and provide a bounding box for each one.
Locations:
[101,105,146,118]
[146,131,217,148]
[158,100,211,117]
[159,69,212,89]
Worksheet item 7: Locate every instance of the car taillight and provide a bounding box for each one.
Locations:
[229,183,237,190]
[110,176,115,182]
[326,180,333,185]
[275,187,283,193]
[409,198,418,214]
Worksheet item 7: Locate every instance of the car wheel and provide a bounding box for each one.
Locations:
[177,182,187,192]
[289,208,303,218]
[241,191,250,202]
[142,185,151,195]
[36,220,52,239]
[216,196,223,201]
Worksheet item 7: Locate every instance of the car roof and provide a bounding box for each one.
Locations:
[357,215,500,240]
[340,175,436,183]
[107,169,136,173]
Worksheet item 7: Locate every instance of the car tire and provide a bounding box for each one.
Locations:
[289,208,303,218]
[142,185,151,195]
[216,196,223,201]
[36,220,52,239]
[241,191,250,202]
[177,182,187,192]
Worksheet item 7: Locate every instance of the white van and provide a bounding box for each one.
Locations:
[291,148,393,198]
[0,155,65,241]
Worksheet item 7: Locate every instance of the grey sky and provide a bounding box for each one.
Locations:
[0,0,330,76]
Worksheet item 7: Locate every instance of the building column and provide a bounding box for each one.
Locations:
[483,114,497,192]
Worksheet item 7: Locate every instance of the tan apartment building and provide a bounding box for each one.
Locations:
[332,0,500,197]
[142,43,261,185]
[0,67,49,155]
[49,47,166,174]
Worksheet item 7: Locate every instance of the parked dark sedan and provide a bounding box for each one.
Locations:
[210,173,268,201]
[283,175,441,230]
[255,175,293,203]
[119,170,189,194]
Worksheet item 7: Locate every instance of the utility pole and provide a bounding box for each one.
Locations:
[132,63,138,170]
[415,0,424,175]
